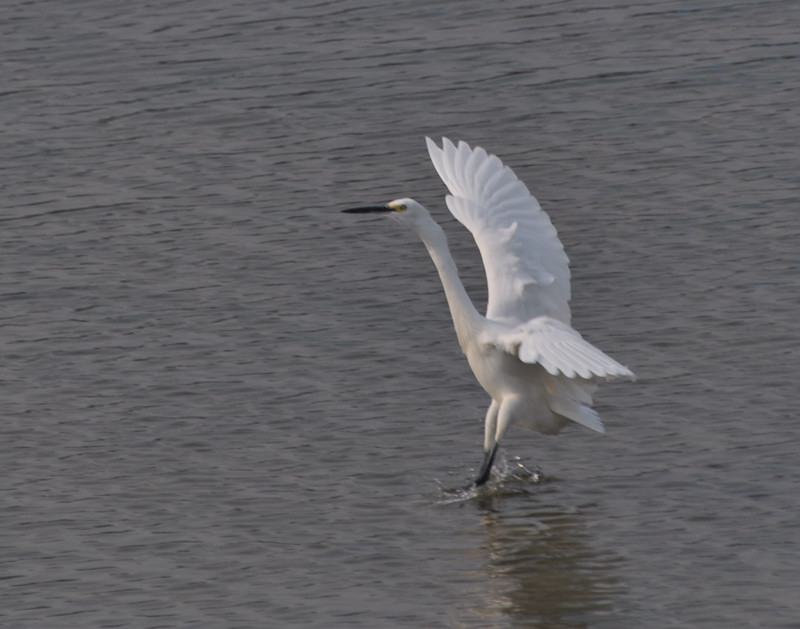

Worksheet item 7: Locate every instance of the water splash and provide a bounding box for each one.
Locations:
[435,453,547,504]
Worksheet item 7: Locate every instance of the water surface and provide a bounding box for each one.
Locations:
[2,0,799,626]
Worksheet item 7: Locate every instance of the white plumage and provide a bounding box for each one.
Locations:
[344,137,634,486]
[426,137,571,325]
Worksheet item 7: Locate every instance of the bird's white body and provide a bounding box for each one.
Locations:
[345,138,633,485]
[467,341,567,435]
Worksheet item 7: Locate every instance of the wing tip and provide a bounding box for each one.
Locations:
[575,406,605,434]
[607,365,636,381]
[550,399,606,433]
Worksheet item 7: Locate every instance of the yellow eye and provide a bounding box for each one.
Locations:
[396,204,406,212]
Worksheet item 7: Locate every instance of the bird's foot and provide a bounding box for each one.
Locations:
[472,443,499,487]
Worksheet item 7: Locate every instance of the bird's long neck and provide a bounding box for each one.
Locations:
[415,218,483,352]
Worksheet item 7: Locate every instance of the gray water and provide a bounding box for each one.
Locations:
[2,0,799,627]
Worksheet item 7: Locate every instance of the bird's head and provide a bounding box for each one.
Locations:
[342,198,432,230]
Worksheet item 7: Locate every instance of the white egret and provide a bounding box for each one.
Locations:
[344,137,634,486]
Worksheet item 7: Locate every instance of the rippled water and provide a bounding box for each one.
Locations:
[2,0,799,627]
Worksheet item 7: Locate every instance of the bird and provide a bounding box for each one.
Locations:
[343,137,634,487]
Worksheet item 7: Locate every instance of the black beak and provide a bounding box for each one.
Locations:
[342,205,393,214]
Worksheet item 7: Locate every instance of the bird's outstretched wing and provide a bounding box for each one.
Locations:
[426,137,571,325]
[492,316,635,381]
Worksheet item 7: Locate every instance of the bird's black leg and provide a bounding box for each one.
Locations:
[473,443,499,486]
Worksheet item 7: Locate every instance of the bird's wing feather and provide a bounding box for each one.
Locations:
[426,137,571,324]
[492,316,635,381]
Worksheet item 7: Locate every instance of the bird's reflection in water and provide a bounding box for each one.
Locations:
[462,484,626,628]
